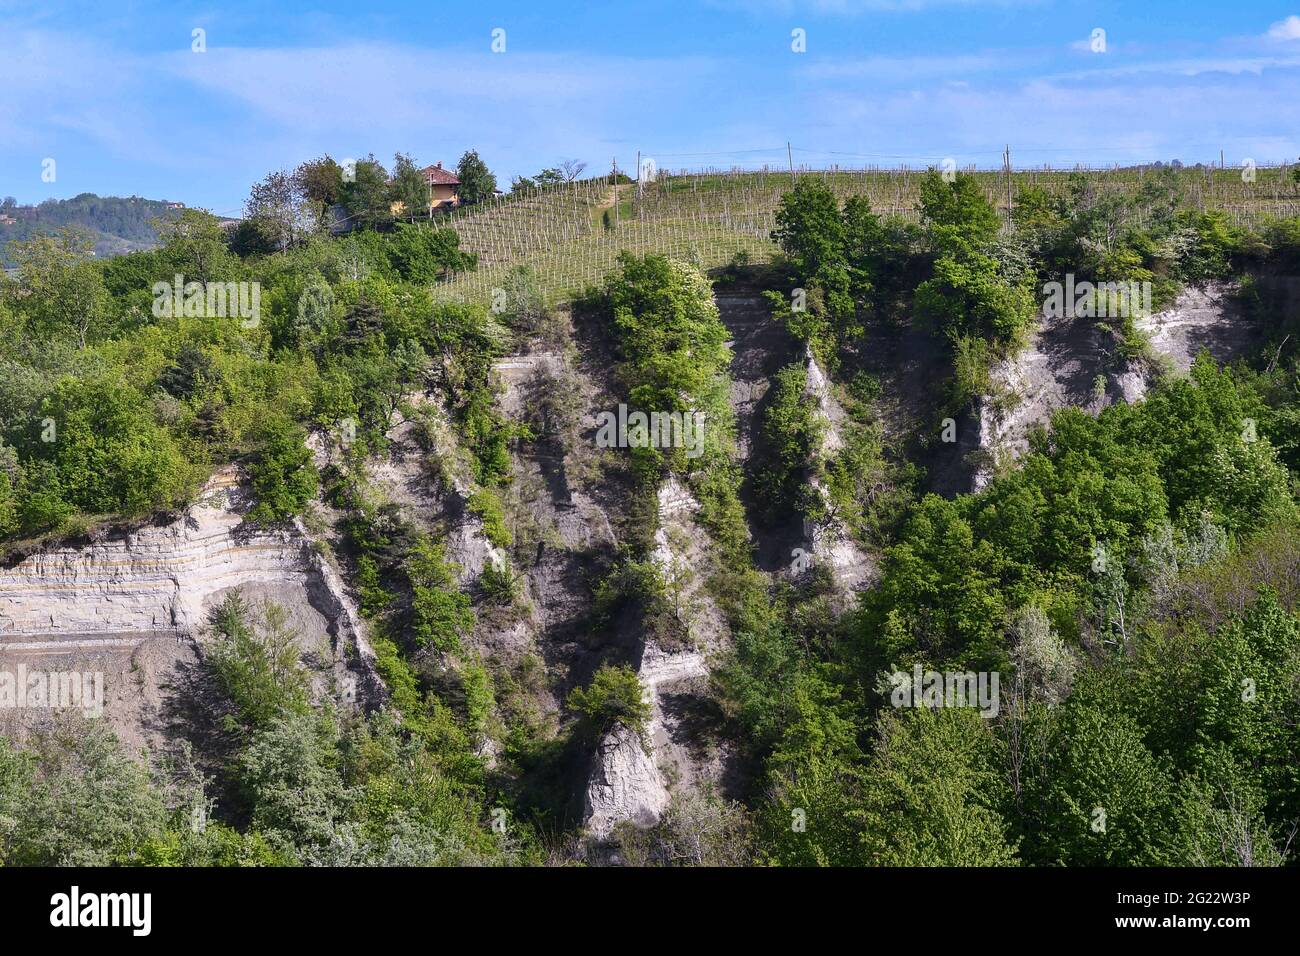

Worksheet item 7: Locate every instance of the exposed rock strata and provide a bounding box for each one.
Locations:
[0,466,380,749]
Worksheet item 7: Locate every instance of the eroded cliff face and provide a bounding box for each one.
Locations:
[0,466,379,752]
[583,478,720,840]
[802,348,877,593]
[20,271,1252,846]
[972,280,1259,492]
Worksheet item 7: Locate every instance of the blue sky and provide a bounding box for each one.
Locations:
[4,0,1300,213]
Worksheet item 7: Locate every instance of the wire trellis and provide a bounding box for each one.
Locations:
[431,162,1300,309]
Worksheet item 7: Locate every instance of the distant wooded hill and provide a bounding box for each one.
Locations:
[0,193,184,267]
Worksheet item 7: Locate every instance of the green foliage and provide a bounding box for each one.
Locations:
[456,150,498,205]
[293,156,346,208]
[389,153,431,219]
[468,488,511,549]
[604,254,732,476]
[1132,594,1300,830]
[206,591,311,732]
[772,179,847,282]
[4,156,1300,868]
[480,558,523,604]
[385,222,476,281]
[1026,673,1180,865]
[615,791,755,866]
[754,361,820,522]
[849,708,1019,866]
[0,721,167,866]
[405,536,474,651]
[918,170,1002,253]
[567,664,652,738]
[1173,211,1250,280]
[245,414,318,524]
[7,229,112,347]
[864,359,1294,672]
[340,154,392,228]
[914,249,1036,345]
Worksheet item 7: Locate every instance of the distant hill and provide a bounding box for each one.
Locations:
[0,193,185,267]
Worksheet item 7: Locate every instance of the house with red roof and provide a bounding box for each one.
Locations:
[391,162,462,218]
[421,163,461,209]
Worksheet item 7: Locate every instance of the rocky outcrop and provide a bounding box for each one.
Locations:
[0,466,380,747]
[582,645,710,839]
[971,280,1259,492]
[801,348,876,591]
[583,479,720,839]
[972,308,1115,491]
[584,724,669,835]
[1134,281,1256,373]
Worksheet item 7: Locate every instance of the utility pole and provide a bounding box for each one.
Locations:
[1004,144,1013,228]
[612,157,618,229]
[636,150,641,201]
[788,141,795,181]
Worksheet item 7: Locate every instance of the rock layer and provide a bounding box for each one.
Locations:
[0,466,379,749]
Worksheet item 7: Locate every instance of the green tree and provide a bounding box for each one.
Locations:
[293,156,346,207]
[456,150,498,205]
[8,230,111,347]
[918,169,1002,253]
[235,710,350,853]
[340,155,392,229]
[405,536,474,651]
[243,169,313,251]
[389,153,431,220]
[754,361,820,521]
[245,414,318,524]
[28,374,196,521]
[772,179,846,280]
[385,223,476,282]
[206,591,311,731]
[567,664,651,738]
[1,722,168,865]
[850,708,1020,866]
[1029,674,1180,865]
[153,208,235,283]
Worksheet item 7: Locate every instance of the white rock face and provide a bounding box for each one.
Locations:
[1133,281,1252,373]
[583,645,709,838]
[972,281,1256,491]
[584,724,670,836]
[584,480,718,839]
[801,347,875,591]
[0,466,374,671]
[376,397,507,587]
[972,309,1113,491]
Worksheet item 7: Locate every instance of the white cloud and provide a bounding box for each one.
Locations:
[5,16,1300,210]
[1267,15,1300,40]
[795,70,1300,168]
[805,52,1013,81]
[711,0,1035,14]
[1052,54,1300,81]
